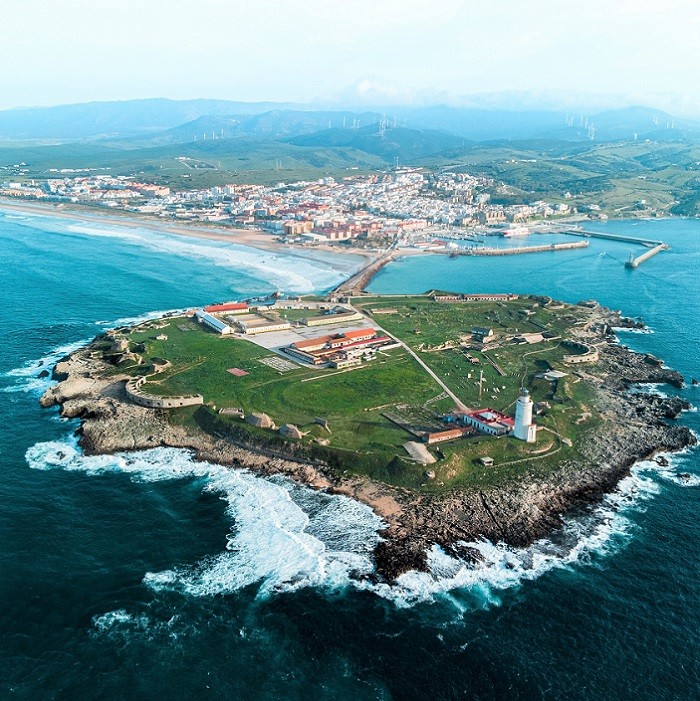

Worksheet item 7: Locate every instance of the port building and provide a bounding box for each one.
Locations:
[234,315,292,335]
[433,293,520,303]
[462,409,515,436]
[284,328,391,366]
[302,308,364,326]
[204,302,249,314]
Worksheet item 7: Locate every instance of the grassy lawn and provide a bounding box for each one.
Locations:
[127,317,443,460]
[357,295,589,410]
[119,297,602,491]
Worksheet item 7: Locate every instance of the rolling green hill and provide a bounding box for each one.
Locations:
[2,117,699,214]
[287,124,469,160]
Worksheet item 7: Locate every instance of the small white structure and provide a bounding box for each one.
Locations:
[514,387,537,443]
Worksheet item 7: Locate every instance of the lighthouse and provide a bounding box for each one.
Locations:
[514,387,537,443]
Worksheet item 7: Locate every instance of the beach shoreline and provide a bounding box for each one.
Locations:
[0,196,376,263]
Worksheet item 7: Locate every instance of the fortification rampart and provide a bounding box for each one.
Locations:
[562,340,599,364]
[125,376,204,409]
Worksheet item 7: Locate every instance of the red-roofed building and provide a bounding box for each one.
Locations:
[292,335,332,352]
[204,302,249,314]
[328,328,377,348]
[284,328,385,366]
[424,427,473,444]
[462,408,514,436]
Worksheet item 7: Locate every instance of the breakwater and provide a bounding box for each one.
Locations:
[625,243,669,268]
[336,241,588,295]
[447,241,589,257]
[565,227,670,267]
[333,248,397,295]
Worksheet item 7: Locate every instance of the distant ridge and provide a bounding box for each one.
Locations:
[0,98,698,144]
[0,98,301,141]
[287,124,469,160]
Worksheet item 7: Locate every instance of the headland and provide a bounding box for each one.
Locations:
[39,290,696,580]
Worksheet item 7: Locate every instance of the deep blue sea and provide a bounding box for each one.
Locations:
[1,211,699,700]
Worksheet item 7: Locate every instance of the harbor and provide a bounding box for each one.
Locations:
[558,225,671,268]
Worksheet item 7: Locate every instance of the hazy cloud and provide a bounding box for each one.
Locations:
[1,0,698,113]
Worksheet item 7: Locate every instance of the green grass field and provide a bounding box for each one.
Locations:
[128,317,442,461]
[120,297,601,490]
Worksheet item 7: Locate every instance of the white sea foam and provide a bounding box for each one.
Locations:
[628,382,670,398]
[92,609,137,632]
[364,468,660,607]
[1,339,88,395]
[26,442,382,598]
[90,607,180,643]
[635,444,700,488]
[26,437,696,609]
[65,223,143,241]
[95,308,184,328]
[612,326,654,335]
[32,213,355,293]
[1,310,181,395]
[4,208,359,293]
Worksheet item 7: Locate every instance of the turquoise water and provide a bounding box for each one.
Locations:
[1,211,699,699]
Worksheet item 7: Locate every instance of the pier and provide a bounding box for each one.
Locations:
[568,228,664,246]
[564,227,670,268]
[625,242,669,268]
[444,241,589,257]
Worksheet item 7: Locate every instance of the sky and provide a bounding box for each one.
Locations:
[2,0,698,113]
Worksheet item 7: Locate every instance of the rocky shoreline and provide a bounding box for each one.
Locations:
[39,303,696,581]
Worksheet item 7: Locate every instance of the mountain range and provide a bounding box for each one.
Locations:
[1,98,698,146]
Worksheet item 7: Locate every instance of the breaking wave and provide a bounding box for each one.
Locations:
[9,210,358,293]
[25,442,383,598]
[612,326,654,335]
[95,308,185,328]
[628,382,670,398]
[1,310,181,395]
[1,340,88,395]
[25,438,698,609]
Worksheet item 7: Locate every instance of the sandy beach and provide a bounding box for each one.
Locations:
[0,197,376,261]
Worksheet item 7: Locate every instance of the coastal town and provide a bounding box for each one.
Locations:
[1,168,576,249]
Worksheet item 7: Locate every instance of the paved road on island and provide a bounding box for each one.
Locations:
[371,321,471,413]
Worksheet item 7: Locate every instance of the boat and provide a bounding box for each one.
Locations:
[501,225,531,238]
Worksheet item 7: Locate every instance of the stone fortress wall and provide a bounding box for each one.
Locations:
[125,376,204,409]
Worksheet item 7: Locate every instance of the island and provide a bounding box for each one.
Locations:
[40,292,696,579]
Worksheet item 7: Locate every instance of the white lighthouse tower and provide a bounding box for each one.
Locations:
[514,387,537,443]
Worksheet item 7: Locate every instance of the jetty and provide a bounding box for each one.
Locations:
[564,227,670,268]
[333,248,398,295]
[444,241,588,257]
[335,240,589,295]
[624,242,669,268]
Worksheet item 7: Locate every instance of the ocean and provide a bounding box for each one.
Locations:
[1,210,698,700]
